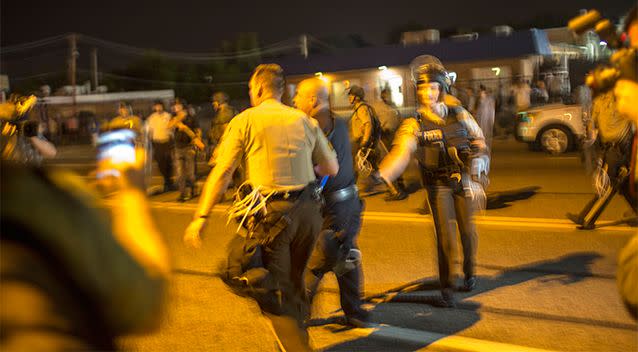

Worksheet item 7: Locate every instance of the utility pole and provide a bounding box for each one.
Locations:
[68,34,78,117]
[91,48,98,92]
[300,34,308,59]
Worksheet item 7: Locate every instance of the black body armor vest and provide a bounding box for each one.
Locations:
[416,107,472,182]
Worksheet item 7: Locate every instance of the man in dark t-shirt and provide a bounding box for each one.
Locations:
[294,78,369,326]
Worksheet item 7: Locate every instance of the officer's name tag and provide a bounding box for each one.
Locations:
[422,129,443,142]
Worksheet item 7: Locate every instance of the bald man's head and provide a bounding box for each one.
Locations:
[293,78,330,116]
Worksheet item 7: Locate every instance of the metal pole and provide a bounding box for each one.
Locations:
[68,34,78,118]
[300,34,308,59]
[91,47,98,92]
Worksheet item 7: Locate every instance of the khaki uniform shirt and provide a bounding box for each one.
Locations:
[350,101,374,146]
[215,99,336,193]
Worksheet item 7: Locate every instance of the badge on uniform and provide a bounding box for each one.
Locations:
[422,129,443,143]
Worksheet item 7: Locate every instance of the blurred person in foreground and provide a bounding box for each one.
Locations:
[0,98,170,350]
[183,64,338,351]
[567,6,637,230]
[375,55,489,307]
[615,6,638,125]
[294,78,370,327]
[612,5,638,321]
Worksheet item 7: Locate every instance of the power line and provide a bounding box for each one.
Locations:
[1,49,68,63]
[82,38,298,61]
[91,70,247,87]
[2,33,302,61]
[11,71,67,81]
[76,34,298,61]
[80,34,297,58]
[1,34,68,54]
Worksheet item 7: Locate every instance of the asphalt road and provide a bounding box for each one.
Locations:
[51,138,637,351]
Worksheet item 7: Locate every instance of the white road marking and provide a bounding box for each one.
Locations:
[323,322,556,352]
[139,201,636,233]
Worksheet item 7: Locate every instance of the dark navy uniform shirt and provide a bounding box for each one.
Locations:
[324,115,355,193]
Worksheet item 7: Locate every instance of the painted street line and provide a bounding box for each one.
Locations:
[320,322,555,352]
[139,201,636,233]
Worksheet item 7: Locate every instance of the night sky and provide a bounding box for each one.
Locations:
[2,0,634,51]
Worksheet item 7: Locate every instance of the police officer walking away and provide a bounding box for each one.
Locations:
[348,85,404,199]
[348,86,380,187]
[207,91,237,158]
[170,98,203,202]
[377,55,489,307]
[184,64,338,351]
[294,78,370,327]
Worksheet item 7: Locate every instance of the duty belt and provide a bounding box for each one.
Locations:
[324,184,358,204]
[267,189,304,201]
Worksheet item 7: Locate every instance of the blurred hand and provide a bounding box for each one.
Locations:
[193,138,205,151]
[183,218,206,249]
[95,147,146,195]
[614,80,638,123]
[176,122,188,131]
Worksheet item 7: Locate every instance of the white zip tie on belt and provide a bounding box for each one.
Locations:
[226,181,276,234]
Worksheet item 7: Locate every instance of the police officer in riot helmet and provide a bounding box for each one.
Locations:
[376,55,489,307]
[348,85,381,191]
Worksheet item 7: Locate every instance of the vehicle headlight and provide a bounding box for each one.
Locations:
[518,112,534,124]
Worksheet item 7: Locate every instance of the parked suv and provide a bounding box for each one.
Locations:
[515,103,586,154]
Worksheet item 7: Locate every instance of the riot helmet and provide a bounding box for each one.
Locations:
[212,91,229,104]
[410,55,453,93]
[347,85,365,100]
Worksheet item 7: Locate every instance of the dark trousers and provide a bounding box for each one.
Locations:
[305,197,366,319]
[426,180,477,291]
[577,136,638,227]
[576,178,637,227]
[261,194,322,352]
[152,141,173,187]
[174,146,195,196]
